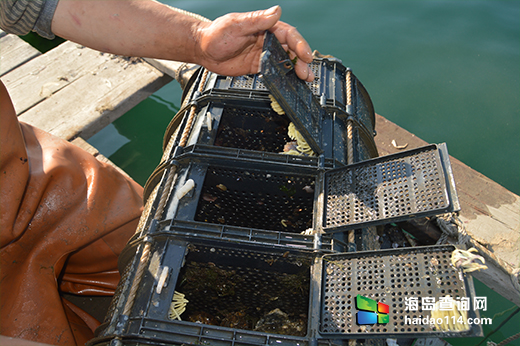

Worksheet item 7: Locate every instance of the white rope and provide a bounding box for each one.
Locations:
[435,212,470,246]
[436,213,520,292]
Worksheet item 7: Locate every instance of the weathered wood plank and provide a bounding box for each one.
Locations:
[18,52,172,140]
[0,29,6,38]
[143,58,185,78]
[374,113,520,305]
[2,41,119,115]
[0,34,41,76]
[144,58,199,88]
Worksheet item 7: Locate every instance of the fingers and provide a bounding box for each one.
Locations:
[199,5,314,81]
[294,54,314,82]
[237,5,282,36]
[270,21,314,82]
[270,21,313,64]
[229,5,314,81]
[286,49,315,82]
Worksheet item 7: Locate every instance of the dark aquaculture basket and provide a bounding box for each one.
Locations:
[92,237,320,346]
[140,142,459,249]
[144,144,346,252]
[89,32,477,346]
[90,240,481,345]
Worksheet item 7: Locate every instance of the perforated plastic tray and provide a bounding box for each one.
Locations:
[323,143,459,232]
[320,245,482,338]
[260,31,323,154]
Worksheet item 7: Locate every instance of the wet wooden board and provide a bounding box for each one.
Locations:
[1,38,172,140]
[375,114,520,306]
[0,33,41,76]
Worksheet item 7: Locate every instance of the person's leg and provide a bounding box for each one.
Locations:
[0,81,144,345]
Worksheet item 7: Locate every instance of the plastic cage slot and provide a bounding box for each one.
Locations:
[214,104,292,153]
[194,166,316,234]
[320,245,481,338]
[173,243,312,337]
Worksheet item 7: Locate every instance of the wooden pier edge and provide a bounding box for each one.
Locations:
[375,114,520,306]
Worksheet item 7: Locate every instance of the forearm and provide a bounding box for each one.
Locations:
[51,0,204,64]
[51,1,313,80]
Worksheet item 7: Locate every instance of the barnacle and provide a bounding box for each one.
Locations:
[269,94,285,115]
[268,95,316,157]
[287,123,316,156]
[451,248,487,273]
[216,184,227,192]
[168,291,189,320]
[430,296,470,332]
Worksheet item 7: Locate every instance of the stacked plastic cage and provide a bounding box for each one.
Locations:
[89,33,479,346]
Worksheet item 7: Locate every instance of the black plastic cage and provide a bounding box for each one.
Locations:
[89,32,476,346]
[91,239,480,346]
[93,237,319,346]
[144,145,342,251]
[146,142,459,244]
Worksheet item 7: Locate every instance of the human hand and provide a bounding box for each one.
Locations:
[195,6,314,82]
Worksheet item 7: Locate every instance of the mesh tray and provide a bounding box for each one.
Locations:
[320,245,481,338]
[323,143,459,232]
[144,147,342,252]
[260,31,323,154]
[214,104,290,152]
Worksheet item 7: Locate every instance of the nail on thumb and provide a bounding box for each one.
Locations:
[264,5,280,16]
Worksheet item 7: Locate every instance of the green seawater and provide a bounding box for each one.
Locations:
[86,1,519,345]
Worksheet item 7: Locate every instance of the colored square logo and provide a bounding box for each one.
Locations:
[378,313,390,324]
[378,302,390,314]
[356,294,389,325]
[356,295,377,311]
[357,311,377,324]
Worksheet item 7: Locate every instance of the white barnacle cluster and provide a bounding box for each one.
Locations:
[268,95,316,157]
[286,123,315,156]
[269,94,285,115]
[450,248,487,273]
[168,291,189,320]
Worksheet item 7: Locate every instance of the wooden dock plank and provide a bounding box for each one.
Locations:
[0,40,173,140]
[0,34,41,76]
[375,114,520,305]
[18,52,171,140]
[2,41,126,115]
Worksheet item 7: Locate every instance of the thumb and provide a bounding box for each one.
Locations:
[240,5,282,35]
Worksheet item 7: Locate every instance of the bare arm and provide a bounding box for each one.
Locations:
[51,1,314,81]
